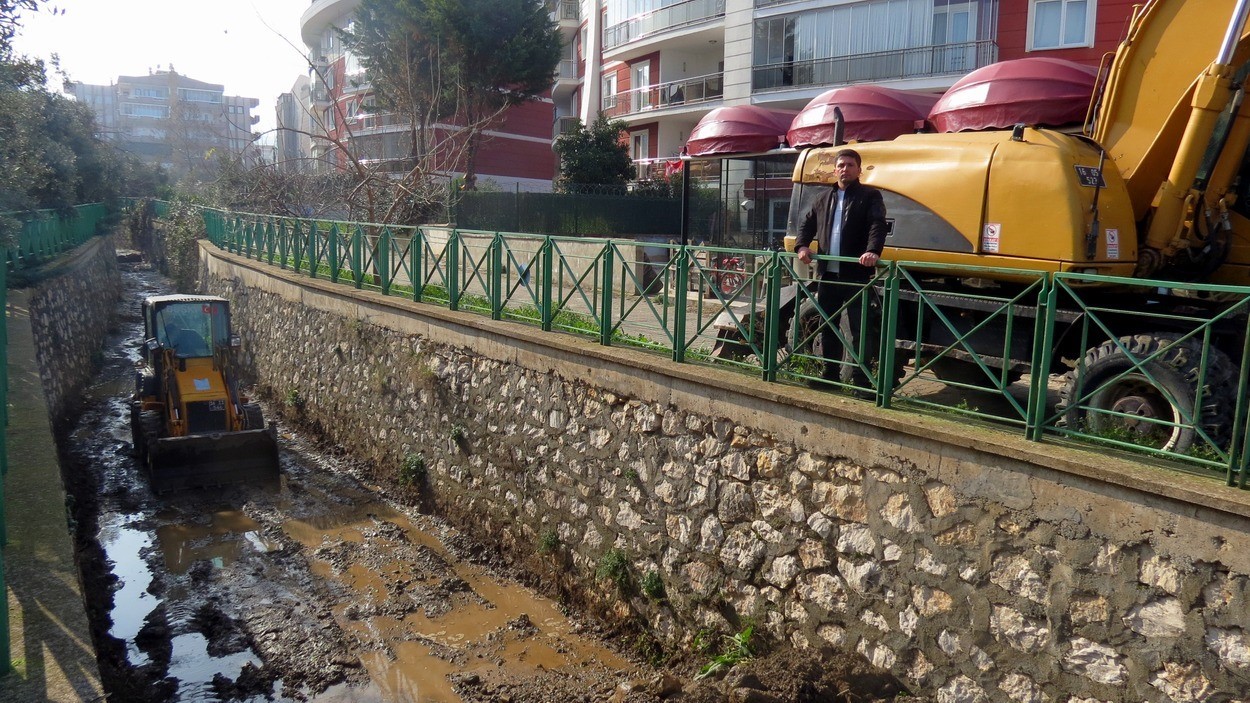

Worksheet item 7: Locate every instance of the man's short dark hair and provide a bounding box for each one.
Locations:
[835,148,862,167]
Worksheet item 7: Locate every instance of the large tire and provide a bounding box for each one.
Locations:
[134,369,158,398]
[135,409,163,461]
[135,370,158,397]
[1057,333,1235,453]
[242,403,265,431]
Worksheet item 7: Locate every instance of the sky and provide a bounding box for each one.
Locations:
[13,0,315,139]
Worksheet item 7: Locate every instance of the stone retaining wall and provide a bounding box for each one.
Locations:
[204,244,1250,703]
[26,236,121,425]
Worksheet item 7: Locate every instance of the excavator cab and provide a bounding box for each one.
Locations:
[131,295,280,493]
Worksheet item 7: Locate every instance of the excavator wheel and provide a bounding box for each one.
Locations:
[242,403,265,431]
[1057,333,1235,454]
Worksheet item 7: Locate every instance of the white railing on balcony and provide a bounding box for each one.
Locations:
[601,72,723,117]
[552,114,581,141]
[603,0,725,51]
[752,40,999,92]
[557,59,579,81]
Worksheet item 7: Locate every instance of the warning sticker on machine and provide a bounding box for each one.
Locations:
[982,223,1001,253]
[1106,228,1119,258]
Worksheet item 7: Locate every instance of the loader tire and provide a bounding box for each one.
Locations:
[135,369,158,398]
[1057,333,1235,453]
[136,410,162,461]
[242,403,265,431]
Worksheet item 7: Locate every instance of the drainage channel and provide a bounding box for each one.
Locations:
[58,260,635,702]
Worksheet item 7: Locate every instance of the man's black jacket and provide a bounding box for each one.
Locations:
[795,180,888,282]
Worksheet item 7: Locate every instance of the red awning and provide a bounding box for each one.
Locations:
[786,85,939,148]
[684,106,797,157]
[928,57,1099,133]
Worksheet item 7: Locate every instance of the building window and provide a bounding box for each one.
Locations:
[1029,0,1094,50]
[179,88,223,103]
[602,73,618,109]
[132,87,168,99]
[121,103,169,118]
[751,0,947,90]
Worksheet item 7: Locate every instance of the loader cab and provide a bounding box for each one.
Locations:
[141,295,234,362]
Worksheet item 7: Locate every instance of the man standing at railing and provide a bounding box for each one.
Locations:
[794,148,888,392]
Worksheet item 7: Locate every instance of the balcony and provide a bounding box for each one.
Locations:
[551,0,579,21]
[552,115,581,141]
[753,40,998,93]
[311,85,332,107]
[603,0,725,51]
[602,72,723,118]
[550,0,580,39]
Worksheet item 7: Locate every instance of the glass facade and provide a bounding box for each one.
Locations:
[753,0,997,90]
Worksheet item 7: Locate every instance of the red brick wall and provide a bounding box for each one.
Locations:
[998,0,1137,66]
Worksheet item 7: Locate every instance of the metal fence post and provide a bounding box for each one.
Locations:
[1027,275,1056,441]
[412,228,424,302]
[491,233,504,320]
[449,230,461,311]
[600,243,615,346]
[329,224,342,283]
[379,227,392,295]
[762,251,782,382]
[351,225,364,289]
[879,262,902,408]
[541,237,554,331]
[279,220,290,270]
[673,247,689,363]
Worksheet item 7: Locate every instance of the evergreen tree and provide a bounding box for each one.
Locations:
[553,113,635,189]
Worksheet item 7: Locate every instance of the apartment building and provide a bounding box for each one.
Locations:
[558,0,1138,179]
[72,70,260,181]
[299,0,558,190]
[276,75,315,173]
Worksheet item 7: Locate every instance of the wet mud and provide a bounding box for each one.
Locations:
[57,257,924,702]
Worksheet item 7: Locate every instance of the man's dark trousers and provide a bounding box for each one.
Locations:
[816,271,877,387]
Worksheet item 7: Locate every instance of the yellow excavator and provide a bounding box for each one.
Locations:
[130,294,280,493]
[786,0,1250,451]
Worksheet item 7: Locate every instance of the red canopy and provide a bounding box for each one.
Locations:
[685,106,797,157]
[787,85,939,147]
[928,57,1099,133]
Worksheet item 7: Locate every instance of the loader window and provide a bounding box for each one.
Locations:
[154,301,229,358]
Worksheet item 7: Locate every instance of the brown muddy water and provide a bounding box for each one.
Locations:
[58,263,634,702]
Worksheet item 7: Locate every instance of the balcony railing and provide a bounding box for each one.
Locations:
[557,59,579,81]
[752,40,999,92]
[550,0,579,21]
[603,0,725,51]
[602,72,723,117]
[553,114,581,141]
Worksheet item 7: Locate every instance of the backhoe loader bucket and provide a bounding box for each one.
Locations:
[145,427,280,494]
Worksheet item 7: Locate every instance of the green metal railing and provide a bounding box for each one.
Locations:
[6,204,106,271]
[200,206,1250,487]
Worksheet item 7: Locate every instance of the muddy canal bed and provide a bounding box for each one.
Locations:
[58,259,919,703]
[57,263,637,702]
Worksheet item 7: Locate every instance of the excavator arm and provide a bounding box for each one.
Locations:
[1092,0,1250,278]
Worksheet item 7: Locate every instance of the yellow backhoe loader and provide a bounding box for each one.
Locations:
[130,294,279,493]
